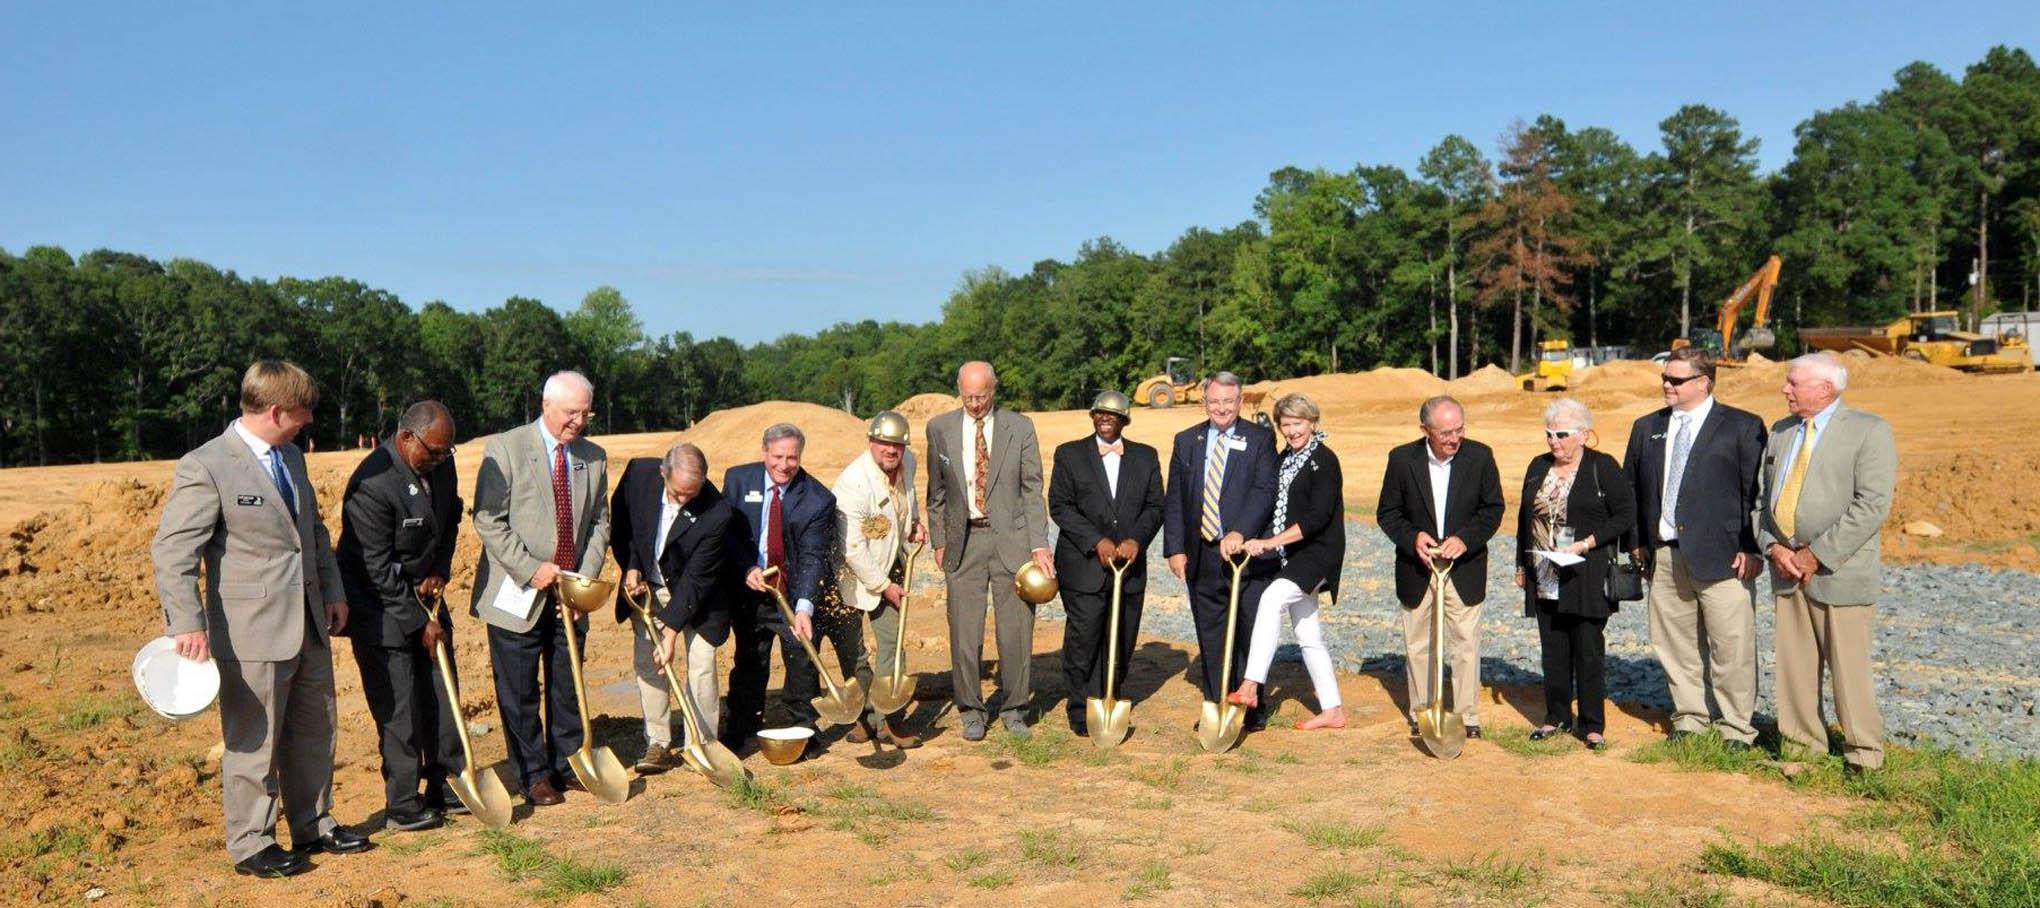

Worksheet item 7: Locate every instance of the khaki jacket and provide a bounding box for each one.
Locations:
[832,448,919,612]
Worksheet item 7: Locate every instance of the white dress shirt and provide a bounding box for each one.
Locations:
[231,418,298,514]
[1425,446,1453,537]
[962,411,995,520]
[1097,435,1122,498]
[645,493,682,587]
[1658,395,1715,541]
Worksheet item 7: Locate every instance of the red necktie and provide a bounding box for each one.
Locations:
[766,485,786,592]
[551,444,576,570]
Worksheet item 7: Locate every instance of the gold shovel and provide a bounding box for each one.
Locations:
[554,572,633,803]
[423,594,515,828]
[1087,557,1134,750]
[1414,551,1465,760]
[866,542,923,716]
[759,566,867,726]
[1195,553,1251,754]
[622,587,750,788]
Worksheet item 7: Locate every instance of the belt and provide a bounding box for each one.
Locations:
[1659,538,1680,549]
[968,517,990,528]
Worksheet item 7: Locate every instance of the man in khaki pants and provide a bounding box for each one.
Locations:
[1759,353,1896,774]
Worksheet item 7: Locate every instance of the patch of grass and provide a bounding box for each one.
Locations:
[990,726,1074,766]
[1440,853,1542,897]
[1629,732,1768,773]
[1290,868,1365,901]
[379,831,440,857]
[0,728,45,768]
[1178,839,1216,857]
[1081,745,1130,767]
[1216,748,1265,775]
[1123,860,1173,900]
[1019,829,1082,868]
[1610,875,1733,907]
[1273,750,1301,765]
[535,857,628,901]
[1351,895,1412,908]
[1130,755,1190,791]
[1131,794,1172,810]
[944,848,990,873]
[5,824,93,861]
[724,774,796,814]
[474,828,554,881]
[968,871,1014,889]
[824,782,876,801]
[475,828,626,901]
[56,694,136,731]
[867,864,931,885]
[1282,818,1386,851]
[1488,724,1577,758]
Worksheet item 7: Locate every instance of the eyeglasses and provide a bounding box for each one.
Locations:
[561,408,595,424]
[1545,429,1580,440]
[1660,373,1704,387]
[405,431,457,460]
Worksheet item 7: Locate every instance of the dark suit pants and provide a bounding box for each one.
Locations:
[728,594,864,735]
[352,624,464,814]
[1060,585,1143,716]
[487,606,585,790]
[1534,604,1607,734]
[1187,542,1270,707]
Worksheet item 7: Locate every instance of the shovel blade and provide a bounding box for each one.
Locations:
[451,766,515,829]
[812,675,867,727]
[867,675,915,717]
[1416,705,1466,760]
[568,746,633,804]
[682,740,752,789]
[1196,700,1244,753]
[1087,696,1132,750]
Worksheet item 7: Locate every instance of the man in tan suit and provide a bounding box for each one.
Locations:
[1759,353,1896,774]
[152,360,367,877]
[833,410,925,747]
[925,361,1053,740]
[470,371,612,805]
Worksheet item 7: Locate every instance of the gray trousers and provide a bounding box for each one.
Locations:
[216,624,339,861]
[1647,545,1758,743]
[944,530,1034,716]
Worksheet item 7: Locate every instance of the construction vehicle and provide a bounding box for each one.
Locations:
[1799,311,2033,373]
[1132,356,1271,422]
[1518,339,1575,391]
[1670,255,1781,363]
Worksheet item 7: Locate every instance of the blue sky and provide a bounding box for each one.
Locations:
[4,3,2035,344]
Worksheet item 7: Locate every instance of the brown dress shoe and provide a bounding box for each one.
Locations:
[560,775,588,794]
[635,744,673,775]
[845,719,876,744]
[526,780,564,806]
[880,723,922,749]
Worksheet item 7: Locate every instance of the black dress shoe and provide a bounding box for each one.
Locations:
[526,779,564,806]
[1464,725,1483,740]
[1243,711,1269,733]
[385,807,444,832]
[426,789,471,816]
[1067,714,1089,737]
[294,827,371,855]
[234,845,310,878]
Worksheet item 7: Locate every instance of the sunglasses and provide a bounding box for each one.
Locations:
[1660,373,1704,387]
[1544,429,1581,440]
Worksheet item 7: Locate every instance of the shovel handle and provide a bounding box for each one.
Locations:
[419,591,480,773]
[758,567,848,696]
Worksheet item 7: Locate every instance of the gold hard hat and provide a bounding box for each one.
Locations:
[1012,561,1060,605]
[1090,389,1133,423]
[867,410,911,445]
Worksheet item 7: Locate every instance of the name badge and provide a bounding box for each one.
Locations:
[1225,436,1248,451]
[572,462,587,472]
[745,490,764,503]
[400,517,426,528]
[236,494,265,507]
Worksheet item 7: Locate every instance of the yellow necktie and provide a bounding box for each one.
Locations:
[1773,422,1817,539]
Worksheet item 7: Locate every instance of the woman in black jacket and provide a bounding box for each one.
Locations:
[1515,397,1635,749]
[1229,393,1347,730]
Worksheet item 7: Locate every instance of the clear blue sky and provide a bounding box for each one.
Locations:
[4,3,2034,344]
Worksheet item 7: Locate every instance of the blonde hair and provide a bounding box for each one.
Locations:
[1272,392,1320,424]
[239,360,318,413]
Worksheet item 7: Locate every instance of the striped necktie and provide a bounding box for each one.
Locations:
[1200,431,1228,541]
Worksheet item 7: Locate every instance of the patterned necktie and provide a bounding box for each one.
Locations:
[550,444,576,569]
[766,485,786,591]
[1664,413,1693,531]
[266,448,298,520]
[972,415,989,516]
[1200,430,1229,541]
[1773,422,1817,540]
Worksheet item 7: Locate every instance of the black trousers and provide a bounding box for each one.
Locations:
[726,594,863,737]
[1534,604,1608,734]
[1060,583,1144,714]
[1187,542,1271,706]
[351,616,465,813]
[487,606,585,790]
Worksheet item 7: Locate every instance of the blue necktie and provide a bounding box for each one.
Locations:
[267,448,299,520]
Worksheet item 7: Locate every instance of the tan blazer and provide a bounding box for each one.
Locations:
[469,421,612,633]
[151,423,346,662]
[1757,404,1897,606]
[924,407,1049,572]
[832,448,920,612]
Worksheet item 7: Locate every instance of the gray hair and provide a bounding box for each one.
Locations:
[1788,352,1849,392]
[762,422,806,452]
[1418,395,1463,427]
[542,370,594,402]
[1201,371,1242,393]
[398,400,452,438]
[660,441,708,480]
[1543,397,1593,430]
[956,360,998,387]
[1272,392,1320,423]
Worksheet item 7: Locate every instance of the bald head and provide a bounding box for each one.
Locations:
[957,361,997,418]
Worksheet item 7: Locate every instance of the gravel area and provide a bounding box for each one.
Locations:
[1008,519,2040,758]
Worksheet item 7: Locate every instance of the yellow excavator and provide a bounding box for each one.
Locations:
[1669,255,1781,363]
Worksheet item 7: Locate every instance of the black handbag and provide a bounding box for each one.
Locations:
[1592,463,1646,602]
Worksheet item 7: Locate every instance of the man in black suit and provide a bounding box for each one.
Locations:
[338,401,463,832]
[608,441,733,774]
[1048,390,1165,737]
[1162,372,1279,729]
[1376,395,1505,738]
[722,423,841,752]
[1623,347,1767,747]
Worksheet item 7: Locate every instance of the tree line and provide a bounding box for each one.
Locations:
[3,47,2036,468]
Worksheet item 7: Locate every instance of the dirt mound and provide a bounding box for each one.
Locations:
[671,401,869,483]
[1447,364,1521,396]
[1254,366,1447,408]
[1568,359,1663,389]
[1890,451,2040,541]
[893,392,960,422]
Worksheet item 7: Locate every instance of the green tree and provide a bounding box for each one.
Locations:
[1418,135,1494,377]
[562,285,646,433]
[1633,105,1766,340]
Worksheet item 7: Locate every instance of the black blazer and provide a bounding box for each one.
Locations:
[1622,402,1767,581]
[1048,436,1165,596]
[721,462,836,609]
[1255,443,1345,598]
[607,458,736,644]
[1516,449,1636,620]
[1375,438,1505,607]
[1162,419,1279,583]
[337,440,461,646]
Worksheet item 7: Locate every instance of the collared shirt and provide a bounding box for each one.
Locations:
[1096,435,1122,498]
[1777,398,1842,478]
[1425,444,1454,537]
[962,410,995,520]
[232,418,298,513]
[535,418,571,477]
[754,477,815,616]
[1658,395,1716,541]
[646,492,683,588]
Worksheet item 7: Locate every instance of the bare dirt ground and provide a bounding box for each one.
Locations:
[0,359,2027,906]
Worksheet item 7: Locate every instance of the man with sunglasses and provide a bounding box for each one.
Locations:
[338,401,466,831]
[1623,347,1767,748]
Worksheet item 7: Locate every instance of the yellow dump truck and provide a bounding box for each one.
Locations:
[1799,311,2033,373]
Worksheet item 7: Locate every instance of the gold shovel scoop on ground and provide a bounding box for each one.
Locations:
[421,593,515,828]
[759,566,867,726]
[1196,553,1251,754]
[622,587,750,788]
[1087,557,1134,750]
[554,571,633,803]
[865,542,923,717]
[1415,551,1465,760]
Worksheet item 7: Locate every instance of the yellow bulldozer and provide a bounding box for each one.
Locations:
[1518,339,1575,391]
[1132,356,1271,422]
[1799,311,2034,373]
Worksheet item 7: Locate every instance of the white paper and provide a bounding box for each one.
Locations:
[1534,550,1586,567]
[487,573,541,622]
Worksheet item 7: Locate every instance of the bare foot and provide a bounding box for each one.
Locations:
[1294,706,1346,730]
[1225,681,1259,708]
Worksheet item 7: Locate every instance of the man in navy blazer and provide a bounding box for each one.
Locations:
[1623,347,1768,747]
[721,423,840,750]
[1162,372,1279,729]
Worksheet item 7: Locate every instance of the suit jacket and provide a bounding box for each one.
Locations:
[607,458,735,643]
[1516,449,1635,619]
[151,422,346,662]
[1047,435,1165,596]
[1756,405,1896,606]
[468,422,611,634]
[1375,438,1506,607]
[1161,419,1279,584]
[832,449,921,612]
[1623,401,1767,581]
[1261,442,1345,598]
[722,462,836,610]
[337,439,462,646]
[924,407,1050,572]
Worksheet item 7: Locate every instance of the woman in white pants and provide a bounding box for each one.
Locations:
[1228,393,1347,730]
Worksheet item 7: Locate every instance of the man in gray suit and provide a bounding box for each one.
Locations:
[925,361,1053,740]
[470,371,612,806]
[1759,353,1896,774]
[152,360,368,878]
